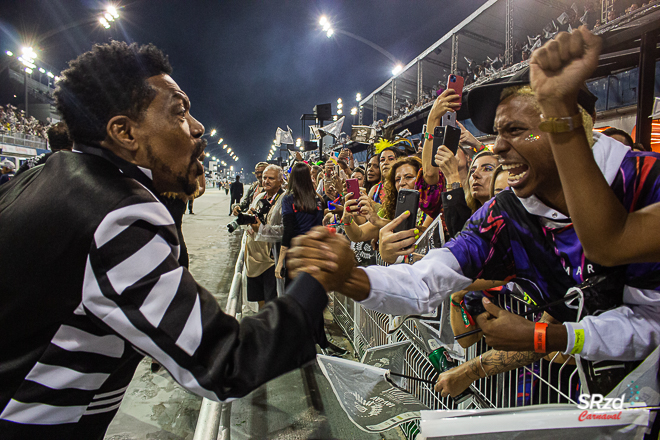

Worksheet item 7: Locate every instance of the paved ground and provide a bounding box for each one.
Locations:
[105,187,406,440]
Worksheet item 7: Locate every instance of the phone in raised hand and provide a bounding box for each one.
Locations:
[393,189,419,233]
[446,74,464,110]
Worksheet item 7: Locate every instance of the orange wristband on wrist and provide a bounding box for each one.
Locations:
[534,322,548,353]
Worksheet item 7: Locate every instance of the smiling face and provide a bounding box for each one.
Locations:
[379,149,397,178]
[468,155,498,204]
[367,155,381,183]
[131,74,206,195]
[394,164,418,192]
[493,95,561,202]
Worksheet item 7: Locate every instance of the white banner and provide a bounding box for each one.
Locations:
[275,126,293,146]
[317,355,428,433]
[318,116,345,139]
[420,404,650,439]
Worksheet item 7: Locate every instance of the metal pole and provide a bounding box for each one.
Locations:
[417,59,423,103]
[451,34,459,75]
[505,0,514,65]
[635,30,656,149]
[391,80,396,118]
[24,70,29,118]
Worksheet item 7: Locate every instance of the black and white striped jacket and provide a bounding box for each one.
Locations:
[0,145,327,440]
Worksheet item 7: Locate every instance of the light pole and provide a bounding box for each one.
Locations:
[320,16,402,73]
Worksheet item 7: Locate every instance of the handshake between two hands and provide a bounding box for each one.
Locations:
[286,226,360,294]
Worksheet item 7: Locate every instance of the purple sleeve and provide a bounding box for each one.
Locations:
[444,197,515,281]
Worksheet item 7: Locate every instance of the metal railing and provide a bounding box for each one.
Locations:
[329,217,580,438]
[192,231,246,440]
[0,131,47,150]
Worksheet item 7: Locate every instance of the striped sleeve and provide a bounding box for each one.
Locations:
[82,197,326,401]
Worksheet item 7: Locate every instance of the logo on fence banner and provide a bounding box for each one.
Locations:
[577,394,624,421]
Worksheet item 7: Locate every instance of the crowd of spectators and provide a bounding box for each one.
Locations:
[0,104,50,140]
[228,27,660,434]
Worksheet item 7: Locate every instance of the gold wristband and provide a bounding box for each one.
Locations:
[538,113,583,133]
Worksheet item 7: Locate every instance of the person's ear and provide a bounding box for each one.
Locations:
[105,115,138,153]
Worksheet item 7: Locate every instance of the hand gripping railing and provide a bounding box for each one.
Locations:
[192,231,246,440]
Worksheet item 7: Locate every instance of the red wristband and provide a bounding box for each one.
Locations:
[534,322,548,353]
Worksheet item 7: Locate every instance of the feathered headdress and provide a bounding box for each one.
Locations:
[374,138,395,155]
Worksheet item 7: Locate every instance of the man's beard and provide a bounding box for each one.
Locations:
[146,139,207,196]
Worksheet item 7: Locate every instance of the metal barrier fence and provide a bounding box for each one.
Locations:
[0,131,47,150]
[328,217,579,438]
[193,231,246,440]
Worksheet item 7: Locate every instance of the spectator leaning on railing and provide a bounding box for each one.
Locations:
[287,26,660,400]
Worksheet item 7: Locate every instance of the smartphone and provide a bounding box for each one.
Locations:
[345,178,360,212]
[394,189,419,233]
[446,74,465,110]
[432,125,462,164]
[345,178,360,200]
[441,111,457,128]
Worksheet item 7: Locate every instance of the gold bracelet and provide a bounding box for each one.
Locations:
[538,113,582,133]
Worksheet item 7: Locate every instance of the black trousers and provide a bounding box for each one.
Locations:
[247,266,277,303]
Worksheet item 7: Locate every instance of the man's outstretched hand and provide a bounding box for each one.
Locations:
[287,226,357,292]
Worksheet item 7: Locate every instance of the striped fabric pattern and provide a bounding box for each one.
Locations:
[1,197,217,427]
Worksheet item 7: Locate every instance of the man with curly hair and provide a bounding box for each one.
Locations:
[0,41,351,439]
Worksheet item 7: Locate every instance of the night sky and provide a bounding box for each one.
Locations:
[0,0,487,171]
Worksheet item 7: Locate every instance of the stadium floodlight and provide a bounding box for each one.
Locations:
[24,67,33,74]
[227,147,232,153]
[212,156,217,160]
[22,47,37,60]
[38,67,45,74]
[296,138,301,147]
[333,115,338,121]
[5,51,13,57]
[234,157,238,161]
[47,71,54,78]
[326,29,334,38]
[392,64,403,76]
[230,166,234,171]
[205,152,210,157]
[107,5,119,19]
[319,16,328,26]
[337,109,343,115]
[217,138,223,144]
[99,17,111,28]
[350,107,357,115]
[104,12,115,22]
[210,129,216,137]
[54,76,60,82]
[356,93,361,101]
[222,144,227,149]
[337,98,342,104]
[18,57,36,69]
